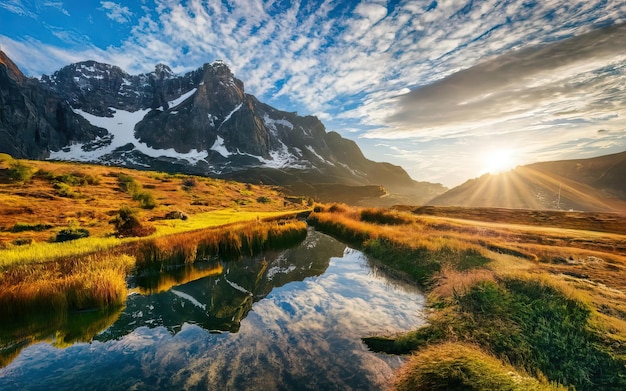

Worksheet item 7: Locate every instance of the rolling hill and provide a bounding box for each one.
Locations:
[428,151,626,212]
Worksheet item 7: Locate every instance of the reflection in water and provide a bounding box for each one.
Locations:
[0,229,425,390]
[0,307,122,368]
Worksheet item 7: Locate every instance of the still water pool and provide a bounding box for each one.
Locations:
[0,229,425,390]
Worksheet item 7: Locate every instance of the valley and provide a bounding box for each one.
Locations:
[2,37,626,391]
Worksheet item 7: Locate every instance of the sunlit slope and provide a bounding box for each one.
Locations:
[0,158,306,247]
[428,151,626,212]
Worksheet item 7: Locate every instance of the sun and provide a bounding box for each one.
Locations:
[481,148,517,174]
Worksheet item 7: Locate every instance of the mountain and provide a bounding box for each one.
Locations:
[0,51,106,159]
[428,151,626,212]
[0,50,444,204]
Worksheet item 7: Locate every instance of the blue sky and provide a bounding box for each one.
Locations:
[1,1,626,187]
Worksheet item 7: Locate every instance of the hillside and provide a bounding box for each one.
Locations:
[0,156,304,247]
[428,151,626,212]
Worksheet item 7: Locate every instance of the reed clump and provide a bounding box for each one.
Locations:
[135,219,307,271]
[0,253,134,318]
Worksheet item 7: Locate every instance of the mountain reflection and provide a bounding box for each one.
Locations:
[96,228,345,340]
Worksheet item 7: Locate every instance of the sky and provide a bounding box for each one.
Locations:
[1,0,626,187]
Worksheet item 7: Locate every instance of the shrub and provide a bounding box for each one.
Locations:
[53,182,78,198]
[10,222,52,233]
[12,238,33,246]
[256,196,271,204]
[118,173,142,194]
[55,228,90,242]
[117,173,156,208]
[182,177,197,189]
[8,160,34,182]
[109,206,155,237]
[135,191,156,209]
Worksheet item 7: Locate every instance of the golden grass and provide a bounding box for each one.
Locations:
[0,210,306,268]
[0,253,134,317]
[431,267,497,298]
[0,159,307,246]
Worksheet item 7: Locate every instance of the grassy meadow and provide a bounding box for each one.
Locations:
[3,155,626,390]
[0,157,309,321]
[308,204,626,390]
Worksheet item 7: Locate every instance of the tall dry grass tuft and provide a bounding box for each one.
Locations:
[0,254,134,318]
[135,219,307,271]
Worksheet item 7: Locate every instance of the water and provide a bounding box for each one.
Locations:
[0,229,425,390]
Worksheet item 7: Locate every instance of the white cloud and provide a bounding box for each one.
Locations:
[0,0,37,18]
[43,1,69,16]
[100,1,133,24]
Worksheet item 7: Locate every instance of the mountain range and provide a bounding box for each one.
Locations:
[0,50,444,205]
[2,50,625,212]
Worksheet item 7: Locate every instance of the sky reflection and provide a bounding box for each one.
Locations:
[0,231,425,390]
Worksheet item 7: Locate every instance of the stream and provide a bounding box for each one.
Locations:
[0,228,425,390]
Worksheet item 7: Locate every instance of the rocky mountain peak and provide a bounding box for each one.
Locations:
[202,60,244,93]
[153,63,175,80]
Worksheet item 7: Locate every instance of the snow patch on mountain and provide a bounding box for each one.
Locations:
[305,145,334,166]
[49,107,207,165]
[256,141,308,169]
[168,88,196,108]
[218,103,242,131]
[211,136,231,157]
[263,114,294,135]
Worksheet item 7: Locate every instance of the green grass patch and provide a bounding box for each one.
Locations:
[55,227,90,242]
[394,342,564,391]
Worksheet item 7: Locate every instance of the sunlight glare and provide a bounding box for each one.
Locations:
[481,148,517,174]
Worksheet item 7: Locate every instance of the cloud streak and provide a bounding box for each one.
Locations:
[100,1,133,24]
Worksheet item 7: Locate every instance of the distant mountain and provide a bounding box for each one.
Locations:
[428,151,626,212]
[0,50,444,204]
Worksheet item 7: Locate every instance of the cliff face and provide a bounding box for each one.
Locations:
[0,51,105,159]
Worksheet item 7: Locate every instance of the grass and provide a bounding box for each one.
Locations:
[0,253,135,318]
[0,218,307,321]
[0,158,310,327]
[393,342,565,391]
[0,159,306,246]
[309,204,626,390]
